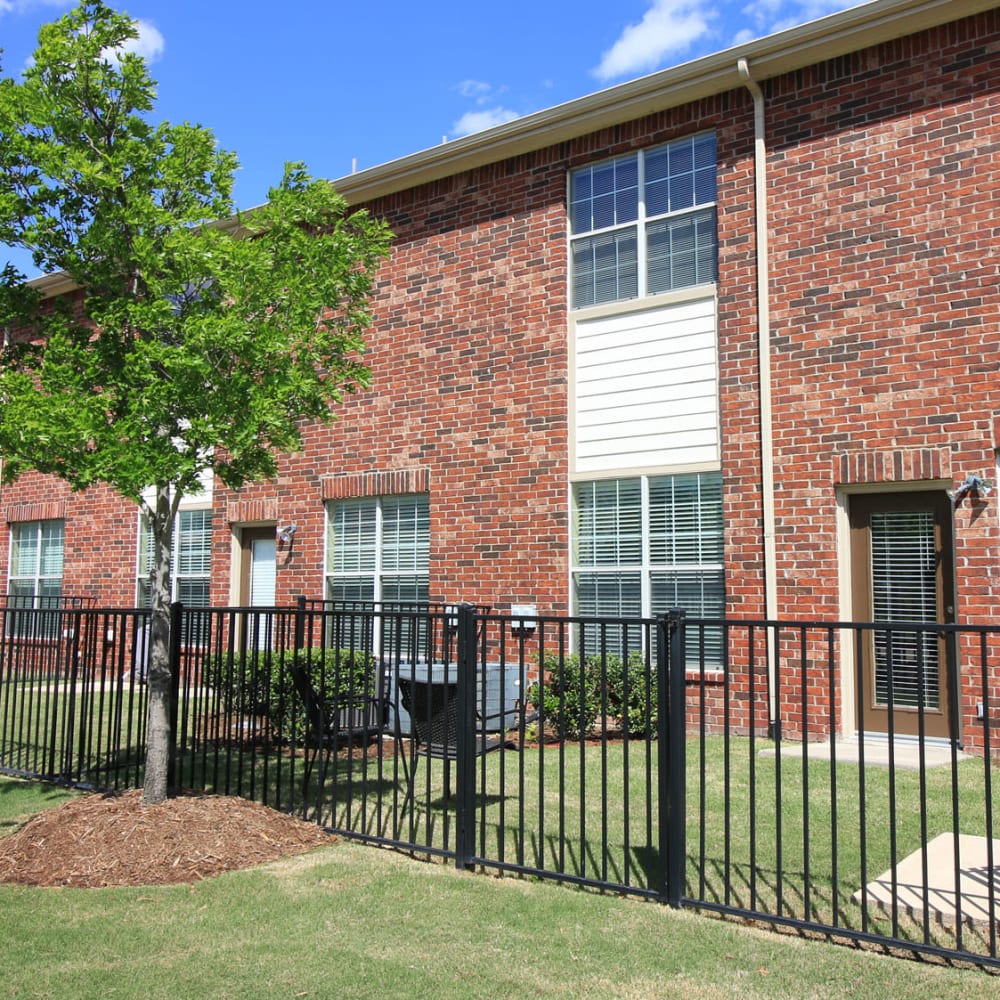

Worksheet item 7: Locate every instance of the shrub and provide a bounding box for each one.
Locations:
[202,652,271,716]
[526,653,603,740]
[618,651,658,738]
[267,647,377,743]
[204,647,377,743]
[526,650,658,740]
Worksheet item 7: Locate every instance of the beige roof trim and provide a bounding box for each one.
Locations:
[27,271,79,297]
[329,0,995,205]
[28,0,994,293]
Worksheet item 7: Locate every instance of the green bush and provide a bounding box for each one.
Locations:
[204,647,377,743]
[526,650,658,740]
[202,652,271,716]
[267,647,377,743]
[618,651,658,737]
[525,653,605,741]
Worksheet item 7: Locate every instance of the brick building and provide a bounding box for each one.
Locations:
[2,0,999,747]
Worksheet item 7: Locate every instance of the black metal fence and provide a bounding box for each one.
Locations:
[0,603,149,785]
[1,599,999,970]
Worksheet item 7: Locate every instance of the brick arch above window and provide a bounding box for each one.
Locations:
[834,449,953,486]
[321,469,430,501]
[4,502,66,523]
[226,499,279,524]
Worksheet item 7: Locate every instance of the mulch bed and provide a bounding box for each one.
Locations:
[0,789,336,888]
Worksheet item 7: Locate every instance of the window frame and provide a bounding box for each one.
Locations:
[7,519,64,607]
[571,471,724,662]
[5,519,65,641]
[324,494,430,606]
[569,132,718,310]
[136,506,213,608]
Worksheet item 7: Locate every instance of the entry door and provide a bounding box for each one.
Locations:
[849,492,954,738]
[239,527,277,649]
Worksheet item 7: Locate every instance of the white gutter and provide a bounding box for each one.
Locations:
[738,58,780,737]
[27,0,994,294]
[329,0,994,207]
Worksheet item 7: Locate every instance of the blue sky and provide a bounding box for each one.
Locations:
[1,0,863,277]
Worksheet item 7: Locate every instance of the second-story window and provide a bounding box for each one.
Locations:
[570,132,717,309]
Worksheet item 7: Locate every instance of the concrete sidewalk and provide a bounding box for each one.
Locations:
[855,833,1000,927]
[760,736,966,771]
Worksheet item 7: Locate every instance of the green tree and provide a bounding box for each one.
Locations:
[0,1,391,804]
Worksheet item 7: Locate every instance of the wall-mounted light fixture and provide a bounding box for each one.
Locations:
[510,604,537,637]
[949,475,994,506]
[276,523,297,546]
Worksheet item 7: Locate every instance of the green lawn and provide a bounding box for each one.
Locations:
[4,682,999,967]
[278,734,1000,960]
[0,775,995,1000]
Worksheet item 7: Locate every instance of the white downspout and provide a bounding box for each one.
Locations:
[738,58,780,737]
[0,327,7,516]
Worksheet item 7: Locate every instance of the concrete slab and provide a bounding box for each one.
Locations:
[854,833,1000,927]
[760,737,966,770]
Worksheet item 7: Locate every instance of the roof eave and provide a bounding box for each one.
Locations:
[27,0,993,292]
[329,0,995,205]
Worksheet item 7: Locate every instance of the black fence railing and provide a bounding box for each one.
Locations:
[0,604,149,786]
[1,601,999,970]
[1,595,102,674]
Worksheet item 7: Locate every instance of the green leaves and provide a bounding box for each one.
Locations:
[0,1,391,508]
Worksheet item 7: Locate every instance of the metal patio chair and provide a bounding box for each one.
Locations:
[286,658,386,799]
[394,674,530,820]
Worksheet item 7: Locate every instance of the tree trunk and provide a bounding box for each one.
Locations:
[141,485,175,806]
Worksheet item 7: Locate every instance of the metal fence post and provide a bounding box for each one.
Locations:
[658,609,687,908]
[945,624,961,750]
[455,602,478,870]
[295,595,306,652]
[59,608,83,781]
[656,613,670,902]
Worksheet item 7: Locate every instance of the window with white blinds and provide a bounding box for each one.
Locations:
[325,495,429,604]
[6,520,64,639]
[870,510,940,709]
[137,508,212,607]
[7,520,64,606]
[572,472,724,661]
[570,133,717,309]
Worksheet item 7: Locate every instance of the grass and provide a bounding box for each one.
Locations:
[0,775,996,1000]
[0,676,148,788]
[282,733,1000,959]
[5,680,1000,966]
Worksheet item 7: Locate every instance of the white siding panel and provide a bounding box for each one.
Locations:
[576,377,714,411]
[573,297,718,473]
[577,393,717,431]
[577,355,716,395]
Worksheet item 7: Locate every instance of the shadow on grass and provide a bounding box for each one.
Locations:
[690,853,1000,957]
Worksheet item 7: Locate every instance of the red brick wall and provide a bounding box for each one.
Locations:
[1,472,139,606]
[3,7,999,748]
[226,95,746,614]
[761,12,1000,624]
[744,10,1000,748]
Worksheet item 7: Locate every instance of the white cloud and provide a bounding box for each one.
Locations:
[101,18,165,68]
[120,19,165,64]
[450,79,521,137]
[0,0,70,17]
[594,0,713,82]
[456,79,492,100]
[738,0,862,42]
[451,106,521,137]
